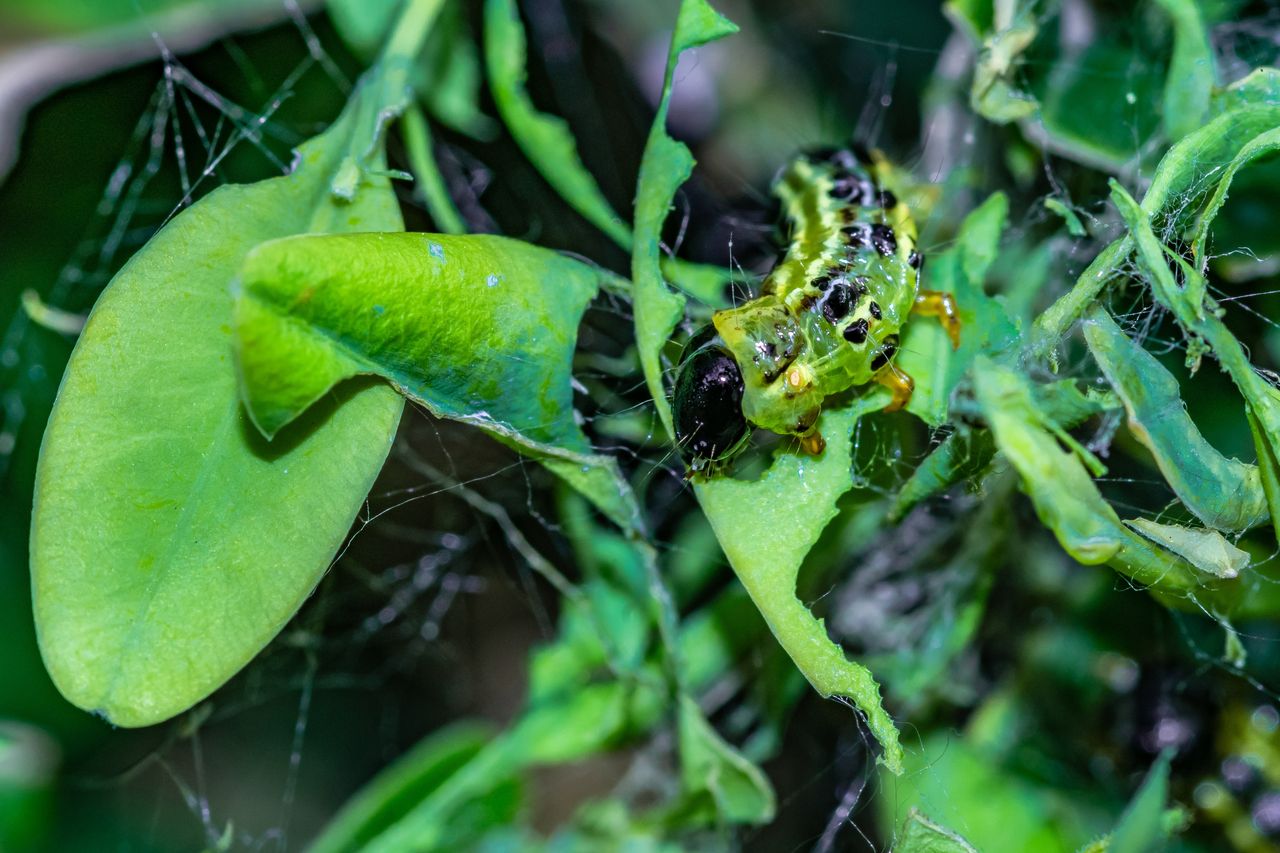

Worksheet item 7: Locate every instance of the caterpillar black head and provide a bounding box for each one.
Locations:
[672,326,749,472]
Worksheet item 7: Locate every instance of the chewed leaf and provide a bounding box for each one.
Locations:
[631,0,738,437]
[1124,519,1248,580]
[696,391,905,774]
[232,232,641,533]
[1083,307,1268,533]
[30,60,414,726]
[973,359,1211,595]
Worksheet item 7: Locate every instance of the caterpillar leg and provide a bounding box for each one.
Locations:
[913,290,961,349]
[876,366,915,412]
[800,431,826,455]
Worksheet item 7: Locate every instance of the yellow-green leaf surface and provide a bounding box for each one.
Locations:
[695,391,905,774]
[631,0,738,437]
[28,3,442,726]
[232,232,641,533]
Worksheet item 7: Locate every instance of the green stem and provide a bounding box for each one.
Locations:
[382,0,444,66]
[402,104,466,234]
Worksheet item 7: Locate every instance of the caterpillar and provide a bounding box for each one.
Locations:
[672,146,961,474]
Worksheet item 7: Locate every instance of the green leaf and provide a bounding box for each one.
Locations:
[898,192,1017,426]
[26,15,447,723]
[896,809,979,853]
[631,0,738,437]
[483,0,732,305]
[1107,752,1176,853]
[695,391,905,774]
[1123,518,1248,580]
[359,681,660,852]
[329,0,494,138]
[231,232,642,534]
[675,696,775,825]
[1154,0,1214,141]
[484,0,631,247]
[1034,104,1280,350]
[1110,180,1280,543]
[1043,197,1086,237]
[402,104,466,234]
[1032,38,1164,171]
[1082,307,1269,532]
[973,359,1210,594]
[309,723,498,853]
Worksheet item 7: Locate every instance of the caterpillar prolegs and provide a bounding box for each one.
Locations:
[672,147,961,473]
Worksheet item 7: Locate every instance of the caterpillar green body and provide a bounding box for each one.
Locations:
[672,147,959,472]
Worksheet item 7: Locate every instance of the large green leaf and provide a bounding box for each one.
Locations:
[232,232,641,533]
[28,3,446,727]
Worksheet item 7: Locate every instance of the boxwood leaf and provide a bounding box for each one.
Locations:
[30,54,420,726]
[695,391,905,774]
[232,232,642,533]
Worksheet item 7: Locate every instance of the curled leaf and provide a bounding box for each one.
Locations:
[232,232,641,533]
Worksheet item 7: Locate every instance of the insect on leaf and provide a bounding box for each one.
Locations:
[232,232,643,534]
[29,40,432,725]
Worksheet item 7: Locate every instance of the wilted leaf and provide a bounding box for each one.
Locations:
[1124,519,1249,580]
[973,359,1209,594]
